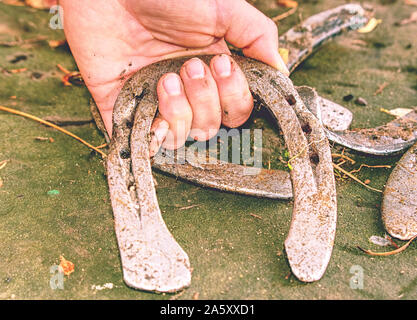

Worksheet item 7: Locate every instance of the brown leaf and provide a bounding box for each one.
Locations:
[48,39,67,48]
[62,72,84,86]
[59,256,75,276]
[10,68,27,74]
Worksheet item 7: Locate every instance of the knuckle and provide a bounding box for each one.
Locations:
[222,89,253,112]
[160,104,190,120]
[266,17,278,35]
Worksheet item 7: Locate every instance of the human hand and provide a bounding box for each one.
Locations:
[61,0,289,155]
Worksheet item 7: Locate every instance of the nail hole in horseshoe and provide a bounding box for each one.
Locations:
[310,152,320,165]
[302,123,312,134]
[120,149,131,159]
[125,120,133,129]
[285,94,296,106]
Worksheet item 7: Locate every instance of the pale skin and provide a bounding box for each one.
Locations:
[61,0,289,155]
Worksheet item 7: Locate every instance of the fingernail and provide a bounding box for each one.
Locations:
[213,54,231,78]
[163,74,182,96]
[185,58,205,79]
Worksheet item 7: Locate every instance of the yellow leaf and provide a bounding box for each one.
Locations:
[0,160,8,170]
[279,48,289,64]
[357,18,382,33]
[380,108,413,118]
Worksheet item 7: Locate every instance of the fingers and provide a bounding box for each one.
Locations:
[151,55,253,156]
[217,0,289,76]
[210,54,253,128]
[180,58,222,141]
[156,73,193,150]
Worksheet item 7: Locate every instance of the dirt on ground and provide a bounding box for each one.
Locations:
[0,0,416,299]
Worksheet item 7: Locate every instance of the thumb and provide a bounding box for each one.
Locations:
[219,0,289,76]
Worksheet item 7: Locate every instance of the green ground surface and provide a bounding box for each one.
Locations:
[0,0,416,300]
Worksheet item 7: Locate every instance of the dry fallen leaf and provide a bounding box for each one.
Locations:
[48,39,67,48]
[369,235,391,247]
[56,64,84,86]
[91,283,114,291]
[380,107,413,118]
[62,72,83,86]
[0,160,9,170]
[277,0,298,8]
[10,68,27,74]
[59,256,75,276]
[357,18,382,33]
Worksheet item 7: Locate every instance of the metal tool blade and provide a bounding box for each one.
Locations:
[382,142,417,240]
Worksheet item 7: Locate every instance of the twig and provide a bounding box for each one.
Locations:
[169,290,186,300]
[95,143,108,149]
[332,153,356,164]
[385,235,400,249]
[284,272,292,280]
[56,64,71,74]
[358,235,417,256]
[332,163,382,193]
[349,163,391,174]
[178,204,199,210]
[250,213,263,220]
[0,35,47,47]
[0,105,107,158]
[272,7,297,22]
[336,160,347,167]
[374,82,389,95]
[0,160,9,170]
